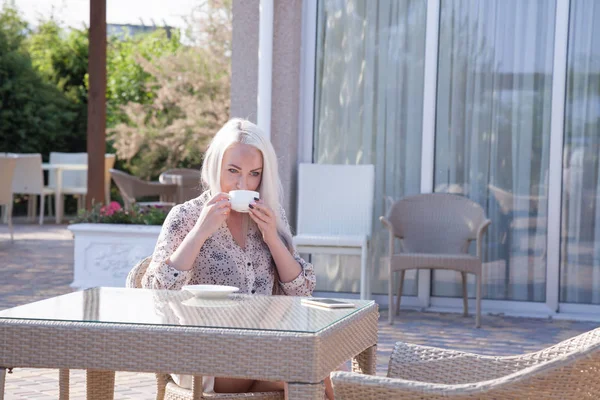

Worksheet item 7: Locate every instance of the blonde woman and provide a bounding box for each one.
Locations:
[143,118,337,398]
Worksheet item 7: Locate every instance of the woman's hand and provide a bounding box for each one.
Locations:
[249,198,279,245]
[194,192,231,237]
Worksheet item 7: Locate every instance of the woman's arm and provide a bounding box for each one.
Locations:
[249,200,316,296]
[170,192,231,271]
[264,236,302,283]
[143,192,231,289]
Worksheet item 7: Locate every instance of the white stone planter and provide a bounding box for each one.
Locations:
[68,223,161,289]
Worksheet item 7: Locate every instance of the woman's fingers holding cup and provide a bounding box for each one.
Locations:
[216,198,231,209]
[250,200,272,217]
[208,192,230,205]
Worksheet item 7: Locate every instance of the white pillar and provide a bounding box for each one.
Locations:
[257,0,273,140]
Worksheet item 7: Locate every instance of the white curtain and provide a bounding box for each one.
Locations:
[313,0,426,295]
[433,0,555,301]
[560,0,600,304]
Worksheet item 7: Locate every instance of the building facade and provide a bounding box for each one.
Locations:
[231,0,600,320]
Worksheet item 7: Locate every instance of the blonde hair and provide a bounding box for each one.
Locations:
[201,118,292,249]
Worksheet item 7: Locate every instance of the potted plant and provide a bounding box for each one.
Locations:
[68,202,168,289]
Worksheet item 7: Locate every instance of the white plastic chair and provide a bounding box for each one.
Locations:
[48,152,87,210]
[10,154,56,225]
[0,155,17,240]
[293,163,375,299]
[48,153,116,209]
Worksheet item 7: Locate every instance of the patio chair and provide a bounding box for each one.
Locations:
[159,168,202,203]
[48,152,116,209]
[125,256,284,400]
[9,153,56,225]
[110,169,178,211]
[332,328,600,399]
[292,163,375,300]
[380,193,491,327]
[0,156,17,240]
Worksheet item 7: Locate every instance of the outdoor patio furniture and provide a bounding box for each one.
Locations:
[292,163,375,299]
[9,153,56,225]
[159,168,202,203]
[125,256,284,400]
[381,193,491,327]
[110,169,177,210]
[332,328,600,399]
[47,152,116,213]
[0,155,17,241]
[0,287,378,400]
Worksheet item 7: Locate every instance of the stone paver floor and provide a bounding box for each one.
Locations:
[1,222,598,399]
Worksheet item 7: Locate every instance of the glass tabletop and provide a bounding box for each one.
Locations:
[0,288,374,334]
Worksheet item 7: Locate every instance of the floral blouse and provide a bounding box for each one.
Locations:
[142,191,316,296]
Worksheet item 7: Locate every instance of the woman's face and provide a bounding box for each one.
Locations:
[220,143,264,193]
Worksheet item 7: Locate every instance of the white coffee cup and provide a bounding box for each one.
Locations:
[229,190,259,213]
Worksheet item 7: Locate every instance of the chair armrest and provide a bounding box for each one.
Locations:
[134,181,178,198]
[388,342,546,384]
[379,216,392,231]
[476,219,492,258]
[332,371,430,399]
[337,340,600,399]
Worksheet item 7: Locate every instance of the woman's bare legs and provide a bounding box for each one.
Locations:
[249,380,286,392]
[213,377,254,393]
[216,376,334,399]
[324,375,334,399]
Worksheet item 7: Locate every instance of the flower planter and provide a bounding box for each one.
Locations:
[68,223,161,289]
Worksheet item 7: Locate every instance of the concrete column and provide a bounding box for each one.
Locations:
[231,0,303,223]
[231,0,260,122]
[270,0,303,221]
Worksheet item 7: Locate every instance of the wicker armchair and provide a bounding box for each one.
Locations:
[159,168,202,204]
[126,257,284,400]
[380,193,491,327]
[332,329,600,399]
[110,169,178,210]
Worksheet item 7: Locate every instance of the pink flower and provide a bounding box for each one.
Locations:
[108,201,122,211]
[100,201,122,216]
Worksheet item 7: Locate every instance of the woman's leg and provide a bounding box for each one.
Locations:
[324,375,334,399]
[213,377,255,393]
[249,379,286,393]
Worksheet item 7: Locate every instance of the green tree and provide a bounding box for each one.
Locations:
[106,28,181,127]
[26,20,89,151]
[109,0,231,179]
[0,4,78,154]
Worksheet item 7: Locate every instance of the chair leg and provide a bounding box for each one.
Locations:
[86,370,115,400]
[59,369,70,400]
[32,195,38,222]
[39,194,45,225]
[48,195,54,217]
[27,196,33,221]
[396,270,405,317]
[461,272,468,317]
[476,273,482,328]
[191,376,203,400]
[156,374,168,400]
[0,367,6,399]
[360,245,369,300]
[7,203,13,242]
[388,269,394,325]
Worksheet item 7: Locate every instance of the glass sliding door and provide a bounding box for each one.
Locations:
[313,0,426,295]
[433,0,556,301]
[560,0,600,305]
